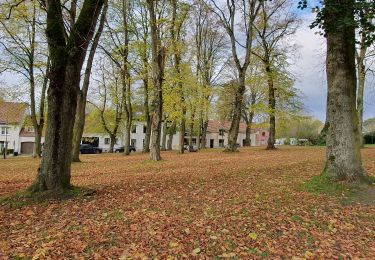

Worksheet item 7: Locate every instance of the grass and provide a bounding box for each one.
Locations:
[0,146,375,258]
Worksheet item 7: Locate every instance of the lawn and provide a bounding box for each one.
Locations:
[1,146,375,258]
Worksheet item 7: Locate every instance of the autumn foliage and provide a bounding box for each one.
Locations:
[1,147,375,258]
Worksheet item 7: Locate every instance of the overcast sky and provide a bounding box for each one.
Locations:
[291,12,375,122]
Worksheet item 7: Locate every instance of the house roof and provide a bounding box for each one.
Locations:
[0,102,28,125]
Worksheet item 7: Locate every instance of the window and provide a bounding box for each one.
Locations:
[219,129,225,136]
[1,127,9,135]
[192,138,196,145]
[143,125,147,133]
[115,138,119,145]
[219,139,224,147]
[131,125,137,133]
[131,139,137,146]
[104,138,110,145]
[262,132,266,137]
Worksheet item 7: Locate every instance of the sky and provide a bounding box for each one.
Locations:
[290,12,375,122]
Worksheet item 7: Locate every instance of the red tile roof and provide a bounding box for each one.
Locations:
[0,102,28,125]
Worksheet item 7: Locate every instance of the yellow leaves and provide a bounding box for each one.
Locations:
[221,252,236,258]
[169,241,179,248]
[248,232,258,240]
[192,247,201,255]
[32,248,47,260]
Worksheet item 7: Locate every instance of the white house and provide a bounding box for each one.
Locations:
[0,102,35,155]
[82,120,269,152]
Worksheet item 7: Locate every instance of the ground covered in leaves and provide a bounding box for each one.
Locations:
[1,146,375,259]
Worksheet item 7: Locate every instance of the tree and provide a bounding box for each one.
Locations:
[301,0,374,183]
[132,0,152,153]
[72,0,108,162]
[192,0,226,149]
[206,0,261,152]
[252,0,297,150]
[169,0,190,154]
[30,0,104,192]
[90,63,124,153]
[0,0,49,158]
[147,0,166,161]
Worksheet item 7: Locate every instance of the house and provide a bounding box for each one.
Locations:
[204,120,269,148]
[0,102,33,155]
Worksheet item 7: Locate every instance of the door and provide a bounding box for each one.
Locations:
[210,139,214,148]
[21,142,34,154]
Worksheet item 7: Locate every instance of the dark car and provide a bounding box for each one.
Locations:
[114,145,136,153]
[80,144,102,154]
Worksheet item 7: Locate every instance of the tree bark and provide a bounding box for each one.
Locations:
[265,62,276,150]
[30,0,104,192]
[179,116,186,154]
[109,133,116,153]
[167,121,176,150]
[356,36,367,148]
[227,72,245,151]
[72,0,107,162]
[161,117,167,151]
[201,120,208,149]
[323,0,370,183]
[147,0,164,161]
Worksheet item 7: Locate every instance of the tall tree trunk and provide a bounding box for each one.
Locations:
[123,116,131,155]
[72,0,107,162]
[244,121,252,146]
[109,133,116,153]
[161,118,167,151]
[179,112,186,154]
[147,0,164,161]
[144,117,152,152]
[167,121,175,150]
[196,112,203,149]
[143,76,151,153]
[265,62,276,150]
[201,120,208,149]
[323,0,370,183]
[30,0,104,192]
[356,40,367,148]
[227,72,245,151]
[188,110,195,146]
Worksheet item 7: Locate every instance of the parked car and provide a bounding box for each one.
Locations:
[114,145,136,153]
[80,144,102,154]
[186,145,198,152]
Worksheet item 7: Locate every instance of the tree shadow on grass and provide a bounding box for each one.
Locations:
[0,186,96,209]
[300,175,375,206]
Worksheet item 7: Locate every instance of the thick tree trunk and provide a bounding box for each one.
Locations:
[161,119,167,151]
[109,133,116,153]
[196,113,202,149]
[201,120,208,149]
[144,117,152,152]
[188,112,195,146]
[227,72,246,151]
[72,2,107,162]
[265,62,276,150]
[323,0,370,183]
[147,0,164,161]
[33,125,43,157]
[30,0,104,192]
[143,74,152,153]
[123,116,131,155]
[179,116,186,154]
[356,44,366,148]
[244,121,252,146]
[167,121,175,150]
